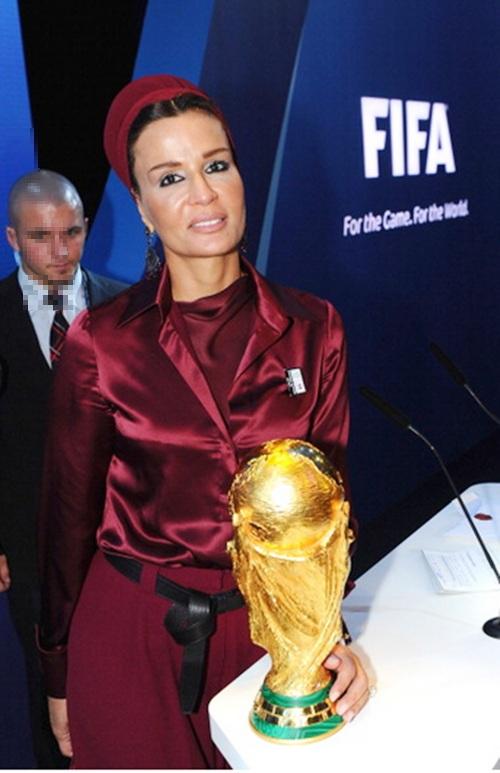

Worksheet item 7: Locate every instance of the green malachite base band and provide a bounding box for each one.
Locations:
[251,710,344,742]
[250,681,344,743]
[261,682,331,708]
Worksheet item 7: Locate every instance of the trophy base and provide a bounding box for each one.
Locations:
[250,682,344,743]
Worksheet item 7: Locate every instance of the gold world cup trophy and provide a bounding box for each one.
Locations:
[227,438,354,743]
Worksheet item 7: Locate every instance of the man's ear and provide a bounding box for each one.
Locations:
[5,226,20,252]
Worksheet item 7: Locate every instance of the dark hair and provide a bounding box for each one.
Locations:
[127,93,232,193]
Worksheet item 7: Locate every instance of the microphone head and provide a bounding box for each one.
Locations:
[429,342,467,387]
[359,386,411,430]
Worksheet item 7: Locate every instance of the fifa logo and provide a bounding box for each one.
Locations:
[361,97,456,178]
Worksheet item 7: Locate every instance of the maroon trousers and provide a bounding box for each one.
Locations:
[66,552,263,769]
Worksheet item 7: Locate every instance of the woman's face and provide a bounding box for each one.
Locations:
[132,110,246,265]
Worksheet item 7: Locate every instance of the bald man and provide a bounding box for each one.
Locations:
[0,170,127,767]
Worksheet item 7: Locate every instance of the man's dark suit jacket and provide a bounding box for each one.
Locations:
[0,268,127,585]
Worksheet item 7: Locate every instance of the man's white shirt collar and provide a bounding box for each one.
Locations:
[17,265,87,367]
[18,265,85,313]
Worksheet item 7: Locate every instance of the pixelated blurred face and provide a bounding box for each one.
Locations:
[6,200,87,284]
[132,110,246,265]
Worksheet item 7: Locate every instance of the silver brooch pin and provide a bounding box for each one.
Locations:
[285,368,306,396]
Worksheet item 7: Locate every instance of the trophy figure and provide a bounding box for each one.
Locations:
[227,438,353,743]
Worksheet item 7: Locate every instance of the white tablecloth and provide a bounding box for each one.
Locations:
[209,483,500,772]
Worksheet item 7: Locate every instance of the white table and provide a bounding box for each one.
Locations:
[209,483,500,772]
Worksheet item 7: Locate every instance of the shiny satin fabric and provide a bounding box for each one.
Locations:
[38,258,350,695]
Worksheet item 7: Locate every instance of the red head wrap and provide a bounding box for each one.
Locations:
[103,74,231,190]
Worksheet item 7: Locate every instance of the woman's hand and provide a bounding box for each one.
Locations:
[48,697,73,758]
[324,642,371,723]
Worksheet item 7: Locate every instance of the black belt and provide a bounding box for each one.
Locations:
[104,552,244,714]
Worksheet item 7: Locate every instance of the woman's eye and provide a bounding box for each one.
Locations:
[160,173,183,187]
[206,160,229,174]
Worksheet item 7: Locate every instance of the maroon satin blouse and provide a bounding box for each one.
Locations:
[175,274,255,421]
[38,259,351,696]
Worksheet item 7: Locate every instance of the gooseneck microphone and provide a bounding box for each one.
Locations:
[360,385,500,639]
[430,341,500,427]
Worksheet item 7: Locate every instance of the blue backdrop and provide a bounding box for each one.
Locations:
[84,0,500,522]
[0,0,34,275]
[0,0,498,541]
[1,0,499,522]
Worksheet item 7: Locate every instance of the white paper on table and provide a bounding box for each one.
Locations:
[422,546,500,593]
[443,490,500,541]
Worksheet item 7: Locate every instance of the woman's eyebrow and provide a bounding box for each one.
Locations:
[202,146,230,159]
[147,160,182,174]
[148,146,230,174]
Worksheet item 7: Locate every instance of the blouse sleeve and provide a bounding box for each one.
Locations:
[37,310,114,697]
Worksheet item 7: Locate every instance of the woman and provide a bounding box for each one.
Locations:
[38,75,369,769]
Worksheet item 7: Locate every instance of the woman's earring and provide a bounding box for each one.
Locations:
[145,226,162,279]
[239,230,248,258]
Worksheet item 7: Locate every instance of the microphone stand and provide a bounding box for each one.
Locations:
[360,385,500,639]
[430,341,500,427]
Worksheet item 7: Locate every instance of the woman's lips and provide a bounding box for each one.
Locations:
[189,215,226,233]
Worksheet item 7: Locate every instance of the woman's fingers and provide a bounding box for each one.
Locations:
[48,697,73,758]
[324,642,371,721]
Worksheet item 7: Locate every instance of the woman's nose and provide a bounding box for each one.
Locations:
[189,174,217,205]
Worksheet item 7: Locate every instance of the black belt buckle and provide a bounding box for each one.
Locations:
[163,589,215,646]
[163,589,217,715]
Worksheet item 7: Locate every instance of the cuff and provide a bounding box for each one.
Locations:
[35,626,67,698]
